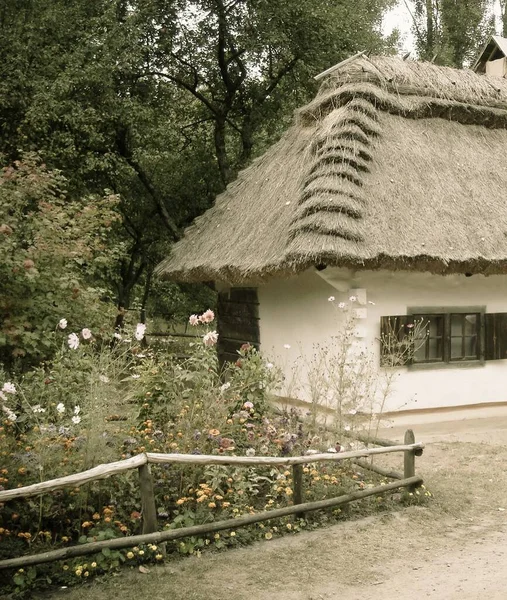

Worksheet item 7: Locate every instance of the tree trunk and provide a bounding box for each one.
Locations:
[238,115,254,169]
[426,0,434,59]
[214,117,231,186]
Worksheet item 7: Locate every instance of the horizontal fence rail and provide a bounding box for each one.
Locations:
[0,476,421,571]
[0,429,424,571]
[0,443,424,502]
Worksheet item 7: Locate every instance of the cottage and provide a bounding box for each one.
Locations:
[156,52,507,420]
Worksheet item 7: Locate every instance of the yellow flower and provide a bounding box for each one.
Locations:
[265,532,273,540]
[75,569,82,577]
[176,498,186,505]
[63,565,69,571]
[285,487,293,495]
[92,512,100,520]
[91,562,97,568]
[17,568,24,573]
[230,531,236,537]
[155,554,163,560]
[214,533,220,540]
[84,571,89,577]
[127,551,134,559]
[222,501,230,507]
[138,550,144,556]
[214,495,223,500]
[208,502,216,508]
[197,495,207,503]
[286,523,292,530]
[209,429,220,436]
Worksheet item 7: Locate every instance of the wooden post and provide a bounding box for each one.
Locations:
[138,463,158,535]
[404,429,417,492]
[292,464,304,517]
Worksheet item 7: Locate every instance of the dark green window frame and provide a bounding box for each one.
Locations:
[380,306,488,368]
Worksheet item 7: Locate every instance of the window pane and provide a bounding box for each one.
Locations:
[414,341,427,363]
[451,314,463,336]
[451,336,463,359]
[464,335,477,358]
[412,315,444,362]
[428,336,443,360]
[429,316,443,337]
[464,314,477,336]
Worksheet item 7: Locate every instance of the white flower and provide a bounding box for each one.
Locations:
[99,375,109,383]
[246,448,256,457]
[131,374,140,379]
[305,449,318,455]
[68,333,80,350]
[137,354,146,358]
[203,331,218,347]
[283,344,291,349]
[113,332,122,339]
[135,323,146,341]
[344,425,351,431]
[58,318,68,330]
[328,296,335,302]
[72,415,81,425]
[81,328,92,340]
[2,382,16,395]
[220,382,231,392]
[326,447,338,453]
[56,403,65,414]
[32,405,46,414]
[368,301,376,305]
[348,409,357,415]
[338,302,346,309]
[266,362,274,369]
[189,314,200,326]
[0,391,6,402]
[349,296,357,302]
[2,405,17,422]
[199,309,215,324]
[74,405,80,415]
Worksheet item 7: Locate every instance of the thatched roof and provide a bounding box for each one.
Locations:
[156,55,507,284]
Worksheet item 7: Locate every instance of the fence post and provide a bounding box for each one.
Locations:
[292,464,304,517]
[138,463,158,535]
[404,429,416,492]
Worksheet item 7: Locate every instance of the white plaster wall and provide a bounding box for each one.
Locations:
[258,269,507,413]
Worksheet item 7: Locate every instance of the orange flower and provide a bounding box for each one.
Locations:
[208,429,220,437]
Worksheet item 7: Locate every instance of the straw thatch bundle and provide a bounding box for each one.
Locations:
[156,55,507,284]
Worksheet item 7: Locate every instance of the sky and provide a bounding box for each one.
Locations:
[383,0,503,55]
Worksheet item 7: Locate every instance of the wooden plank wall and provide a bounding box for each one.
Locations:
[217,288,260,364]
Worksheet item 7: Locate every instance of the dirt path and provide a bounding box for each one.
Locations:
[56,418,507,600]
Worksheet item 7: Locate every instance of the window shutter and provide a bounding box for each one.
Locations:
[380,315,414,366]
[217,288,260,365]
[484,313,507,360]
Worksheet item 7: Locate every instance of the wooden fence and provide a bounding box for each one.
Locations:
[0,430,423,571]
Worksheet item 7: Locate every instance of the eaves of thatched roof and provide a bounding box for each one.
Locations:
[156,55,507,284]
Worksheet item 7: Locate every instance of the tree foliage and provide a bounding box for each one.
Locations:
[0,0,400,368]
[410,0,495,67]
[0,155,120,368]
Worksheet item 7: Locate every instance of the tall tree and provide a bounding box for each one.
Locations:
[0,0,398,346]
[410,0,495,67]
[152,0,397,185]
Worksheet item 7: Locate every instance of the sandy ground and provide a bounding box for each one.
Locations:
[55,416,507,600]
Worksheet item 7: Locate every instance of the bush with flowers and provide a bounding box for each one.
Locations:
[0,308,430,598]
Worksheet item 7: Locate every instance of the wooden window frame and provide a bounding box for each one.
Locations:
[407,306,485,370]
